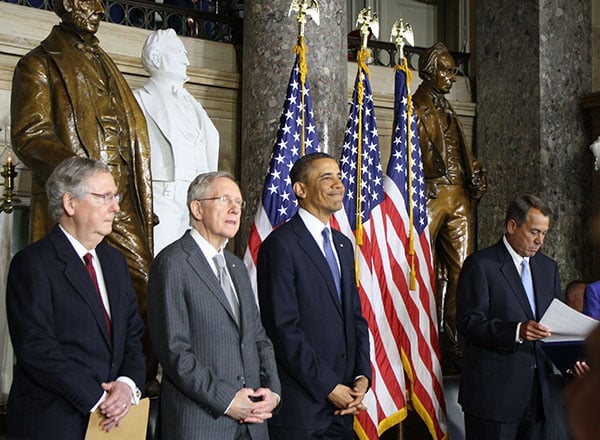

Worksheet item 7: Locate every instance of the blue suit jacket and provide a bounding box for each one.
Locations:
[257,214,371,431]
[583,280,600,319]
[6,225,146,439]
[456,239,562,423]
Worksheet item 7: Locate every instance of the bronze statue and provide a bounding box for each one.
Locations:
[413,42,487,373]
[10,0,155,382]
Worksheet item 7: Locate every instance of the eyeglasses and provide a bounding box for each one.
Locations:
[88,192,121,205]
[197,195,246,209]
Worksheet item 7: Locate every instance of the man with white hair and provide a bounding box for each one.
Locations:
[134,29,219,254]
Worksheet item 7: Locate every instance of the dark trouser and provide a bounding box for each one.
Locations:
[465,370,545,440]
[268,415,354,440]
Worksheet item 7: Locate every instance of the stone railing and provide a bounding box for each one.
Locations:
[1,0,243,44]
[347,36,471,76]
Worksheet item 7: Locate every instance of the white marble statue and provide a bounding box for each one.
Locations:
[591,136,600,171]
[134,29,219,255]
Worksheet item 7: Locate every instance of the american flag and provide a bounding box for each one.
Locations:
[383,61,447,439]
[244,42,320,291]
[333,51,409,439]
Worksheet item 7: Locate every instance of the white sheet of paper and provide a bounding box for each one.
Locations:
[539,298,599,342]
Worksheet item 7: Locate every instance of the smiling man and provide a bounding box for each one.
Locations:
[147,171,280,440]
[6,157,146,439]
[456,194,563,440]
[257,152,371,440]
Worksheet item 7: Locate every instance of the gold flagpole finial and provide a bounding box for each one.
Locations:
[289,0,320,38]
[356,7,379,50]
[390,19,414,63]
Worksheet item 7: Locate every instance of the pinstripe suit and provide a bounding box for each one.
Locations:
[148,230,280,440]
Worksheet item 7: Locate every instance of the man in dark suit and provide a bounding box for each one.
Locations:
[413,42,487,372]
[457,194,562,439]
[257,152,371,440]
[147,171,280,440]
[6,157,146,439]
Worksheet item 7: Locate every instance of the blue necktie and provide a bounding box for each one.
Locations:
[322,228,341,302]
[520,259,536,317]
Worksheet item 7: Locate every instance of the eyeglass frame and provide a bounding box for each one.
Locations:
[88,192,121,205]
[196,195,246,209]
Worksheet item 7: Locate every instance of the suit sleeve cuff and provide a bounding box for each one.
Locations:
[117,376,142,404]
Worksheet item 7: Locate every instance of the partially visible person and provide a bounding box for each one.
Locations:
[6,157,146,439]
[134,29,219,254]
[457,194,562,440]
[147,171,280,439]
[413,42,487,373]
[257,152,371,440]
[566,323,600,439]
[10,0,155,380]
[566,280,587,313]
[583,280,600,320]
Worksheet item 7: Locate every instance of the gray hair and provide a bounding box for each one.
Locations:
[187,171,237,220]
[140,28,179,74]
[46,157,110,224]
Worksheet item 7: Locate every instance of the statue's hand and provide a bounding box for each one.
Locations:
[467,160,488,201]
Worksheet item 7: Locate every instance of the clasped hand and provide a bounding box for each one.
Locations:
[327,377,369,416]
[226,387,278,424]
[98,381,132,432]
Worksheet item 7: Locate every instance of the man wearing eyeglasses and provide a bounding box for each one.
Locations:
[6,157,146,439]
[147,171,280,440]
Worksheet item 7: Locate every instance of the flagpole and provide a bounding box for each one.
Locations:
[392,20,417,290]
[289,0,320,155]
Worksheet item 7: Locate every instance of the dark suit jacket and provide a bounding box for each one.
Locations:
[257,214,371,431]
[147,231,280,440]
[6,225,146,439]
[456,239,562,423]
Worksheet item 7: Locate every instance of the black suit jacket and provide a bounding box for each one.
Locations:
[456,239,562,423]
[257,214,371,431]
[6,225,146,439]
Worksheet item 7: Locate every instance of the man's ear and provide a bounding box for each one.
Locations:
[189,200,203,221]
[63,193,75,217]
[149,50,162,71]
[506,219,517,234]
[292,181,306,200]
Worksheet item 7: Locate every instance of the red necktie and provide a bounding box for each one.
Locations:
[84,253,112,339]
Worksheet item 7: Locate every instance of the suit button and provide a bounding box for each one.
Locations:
[341,353,347,359]
[238,375,245,382]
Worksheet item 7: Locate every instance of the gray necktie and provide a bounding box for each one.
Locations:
[520,259,536,317]
[213,254,240,325]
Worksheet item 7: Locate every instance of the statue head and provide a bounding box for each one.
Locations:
[141,29,190,83]
[54,0,105,35]
[418,42,457,94]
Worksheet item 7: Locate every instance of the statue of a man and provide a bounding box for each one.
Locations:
[413,42,487,373]
[10,0,155,381]
[134,29,219,254]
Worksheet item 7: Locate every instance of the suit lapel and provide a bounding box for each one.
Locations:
[50,227,112,347]
[180,232,240,328]
[291,216,343,317]
[96,243,120,349]
[497,242,535,319]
